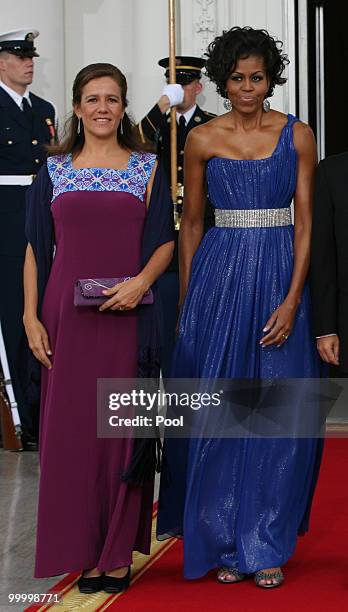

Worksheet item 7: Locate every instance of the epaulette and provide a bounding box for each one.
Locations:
[202,110,217,118]
[29,92,58,129]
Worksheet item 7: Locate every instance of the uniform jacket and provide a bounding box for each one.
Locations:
[310,154,348,372]
[0,87,56,256]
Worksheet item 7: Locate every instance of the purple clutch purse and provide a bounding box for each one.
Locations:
[74,277,154,307]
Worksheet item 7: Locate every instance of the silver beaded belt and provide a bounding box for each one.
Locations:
[214,207,292,228]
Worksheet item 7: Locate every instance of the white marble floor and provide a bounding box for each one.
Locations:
[0,449,160,612]
[0,450,57,611]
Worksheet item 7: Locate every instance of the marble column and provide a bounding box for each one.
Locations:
[130,0,171,121]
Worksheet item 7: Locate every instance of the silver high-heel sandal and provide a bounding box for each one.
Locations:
[254,568,284,588]
[217,567,246,584]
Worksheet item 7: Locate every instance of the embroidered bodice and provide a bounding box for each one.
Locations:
[47,151,157,203]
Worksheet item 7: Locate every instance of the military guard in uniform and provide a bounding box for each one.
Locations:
[0,29,57,448]
[138,56,216,376]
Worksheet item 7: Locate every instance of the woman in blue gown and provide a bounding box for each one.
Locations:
[157,27,322,588]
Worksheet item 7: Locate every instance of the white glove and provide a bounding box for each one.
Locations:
[162,84,184,106]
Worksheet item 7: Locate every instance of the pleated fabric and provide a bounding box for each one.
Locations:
[157,114,323,579]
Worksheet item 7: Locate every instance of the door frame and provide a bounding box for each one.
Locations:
[284,0,298,116]
[296,0,309,122]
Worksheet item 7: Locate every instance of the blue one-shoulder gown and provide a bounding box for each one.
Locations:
[157,114,322,579]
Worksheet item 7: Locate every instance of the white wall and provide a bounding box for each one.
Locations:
[63,0,133,118]
[1,0,295,123]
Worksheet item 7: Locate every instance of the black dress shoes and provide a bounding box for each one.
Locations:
[103,567,131,593]
[77,573,103,594]
[21,428,38,451]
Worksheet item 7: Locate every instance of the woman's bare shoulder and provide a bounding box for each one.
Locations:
[293,119,314,136]
[263,109,289,129]
[186,116,227,150]
[292,119,316,153]
[185,123,210,150]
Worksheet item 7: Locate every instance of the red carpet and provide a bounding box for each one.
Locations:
[109,439,348,611]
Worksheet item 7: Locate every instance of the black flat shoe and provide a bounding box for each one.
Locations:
[77,573,103,594]
[103,567,131,593]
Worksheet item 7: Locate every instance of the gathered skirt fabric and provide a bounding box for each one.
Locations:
[35,190,153,577]
[157,116,323,579]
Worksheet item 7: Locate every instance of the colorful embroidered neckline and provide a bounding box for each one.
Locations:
[47,152,156,203]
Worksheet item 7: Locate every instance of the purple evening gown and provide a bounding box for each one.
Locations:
[35,152,157,577]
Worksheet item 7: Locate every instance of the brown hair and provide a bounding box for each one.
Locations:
[47,62,152,156]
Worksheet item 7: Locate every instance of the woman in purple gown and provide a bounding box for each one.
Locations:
[23,63,174,593]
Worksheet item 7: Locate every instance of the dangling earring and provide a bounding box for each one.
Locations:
[263,99,271,113]
[77,117,81,134]
[223,97,232,111]
[120,119,124,136]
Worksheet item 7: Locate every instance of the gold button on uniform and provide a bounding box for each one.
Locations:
[32,139,38,145]
[7,140,13,145]
[177,198,183,204]
[35,158,40,164]
[178,166,182,171]
[180,150,184,155]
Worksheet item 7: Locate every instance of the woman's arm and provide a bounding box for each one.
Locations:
[100,161,174,311]
[23,244,52,368]
[178,128,207,306]
[261,122,317,347]
[287,122,318,303]
[99,241,174,312]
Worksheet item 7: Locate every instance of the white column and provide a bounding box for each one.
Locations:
[179,0,220,114]
[130,0,170,121]
[297,0,308,122]
[2,0,65,121]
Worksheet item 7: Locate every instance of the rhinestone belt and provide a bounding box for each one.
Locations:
[214,207,292,228]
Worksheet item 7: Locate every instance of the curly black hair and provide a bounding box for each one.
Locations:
[205,26,289,99]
